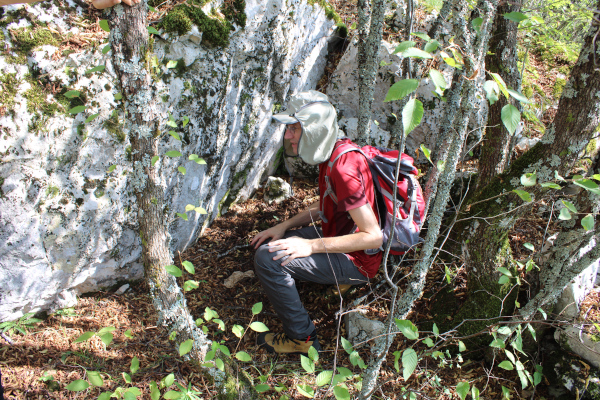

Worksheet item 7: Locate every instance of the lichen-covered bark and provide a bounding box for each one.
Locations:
[477,0,522,188]
[106,1,211,363]
[358,1,500,398]
[356,0,385,146]
[458,4,600,342]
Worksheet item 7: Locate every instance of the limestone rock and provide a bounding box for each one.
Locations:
[263,176,293,204]
[345,310,386,350]
[0,0,335,321]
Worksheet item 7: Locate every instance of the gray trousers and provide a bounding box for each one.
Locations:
[254,226,369,339]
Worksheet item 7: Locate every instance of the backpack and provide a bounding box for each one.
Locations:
[321,141,426,255]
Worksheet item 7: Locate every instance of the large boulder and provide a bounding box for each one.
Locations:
[0,0,336,321]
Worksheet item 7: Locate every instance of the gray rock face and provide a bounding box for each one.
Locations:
[0,0,335,321]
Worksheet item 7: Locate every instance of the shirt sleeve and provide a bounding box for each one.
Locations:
[330,152,370,213]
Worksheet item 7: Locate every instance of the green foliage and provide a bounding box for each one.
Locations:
[10,26,58,54]
[103,111,126,143]
[307,0,341,23]
[335,22,348,38]
[222,0,246,28]
[552,77,566,99]
[162,8,192,36]
[0,313,42,336]
[0,73,19,115]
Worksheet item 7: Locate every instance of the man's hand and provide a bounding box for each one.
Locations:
[268,236,313,266]
[251,224,287,249]
[92,0,140,10]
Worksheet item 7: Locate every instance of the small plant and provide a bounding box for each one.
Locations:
[0,312,42,336]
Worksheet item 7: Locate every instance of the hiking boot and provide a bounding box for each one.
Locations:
[257,332,321,354]
[327,284,353,297]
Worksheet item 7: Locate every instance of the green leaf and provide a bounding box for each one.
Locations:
[232,324,244,338]
[341,337,354,354]
[423,39,439,53]
[102,45,110,54]
[148,26,160,35]
[88,371,104,387]
[99,19,110,32]
[179,339,194,356]
[490,338,505,348]
[402,98,424,136]
[472,386,481,400]
[573,178,600,192]
[165,265,183,277]
[497,267,512,277]
[507,88,530,104]
[521,172,537,187]
[433,323,439,337]
[163,373,175,388]
[300,354,315,374]
[183,280,199,291]
[66,379,89,391]
[393,350,401,372]
[235,351,251,362]
[504,11,528,23]
[458,340,466,352]
[99,332,113,346]
[204,307,218,321]
[181,260,195,274]
[541,182,561,189]
[393,41,416,54]
[483,80,500,105]
[558,207,571,220]
[562,200,577,212]
[255,384,271,392]
[402,348,418,381]
[69,106,86,114]
[501,386,511,399]
[534,365,543,386]
[395,319,419,340]
[178,166,186,175]
[189,154,207,164]
[251,302,263,315]
[124,329,134,339]
[64,90,80,98]
[214,319,226,332]
[185,204,195,212]
[164,391,182,399]
[114,92,123,101]
[97,326,116,335]
[166,60,178,69]
[472,17,483,32]
[249,322,269,332]
[384,79,420,102]
[498,275,510,285]
[402,47,433,59]
[165,150,182,157]
[523,242,534,252]
[86,65,106,74]
[423,337,434,347]
[316,370,333,386]
[498,360,514,370]
[456,381,470,400]
[411,32,430,41]
[149,5,157,12]
[107,165,116,173]
[98,393,112,400]
[74,331,95,342]
[333,385,350,400]
[512,189,531,202]
[130,356,139,374]
[169,131,181,140]
[490,72,509,99]
[124,372,132,383]
[216,358,224,371]
[150,381,160,400]
[151,156,159,166]
[166,120,178,128]
[501,104,520,135]
[429,69,447,92]
[85,113,100,123]
[581,214,594,231]
[182,116,189,127]
[420,144,432,162]
[308,345,319,362]
[296,384,314,398]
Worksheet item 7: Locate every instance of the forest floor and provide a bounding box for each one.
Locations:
[2,178,599,399]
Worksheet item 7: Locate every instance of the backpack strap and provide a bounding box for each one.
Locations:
[319,143,362,223]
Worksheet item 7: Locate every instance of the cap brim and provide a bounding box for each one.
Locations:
[272,114,299,124]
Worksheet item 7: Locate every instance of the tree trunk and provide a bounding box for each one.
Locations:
[456,2,600,342]
[477,0,522,188]
[105,4,253,397]
[356,0,385,146]
[358,1,500,397]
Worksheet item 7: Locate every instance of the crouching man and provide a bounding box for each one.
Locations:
[251,90,383,354]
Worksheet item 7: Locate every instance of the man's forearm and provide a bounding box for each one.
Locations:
[308,231,382,254]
